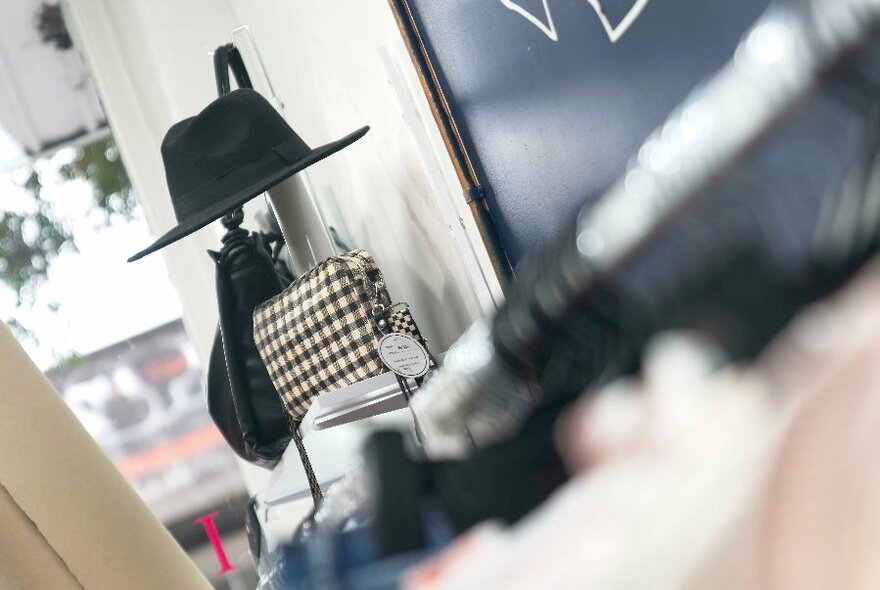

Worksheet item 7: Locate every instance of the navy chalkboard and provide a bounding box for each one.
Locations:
[394,0,771,267]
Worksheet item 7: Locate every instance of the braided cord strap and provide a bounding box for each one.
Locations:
[290,421,323,507]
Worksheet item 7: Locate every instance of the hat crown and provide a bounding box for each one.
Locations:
[161,89,303,215]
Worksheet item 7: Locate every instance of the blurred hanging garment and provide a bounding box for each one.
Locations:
[402,250,880,590]
[412,0,880,453]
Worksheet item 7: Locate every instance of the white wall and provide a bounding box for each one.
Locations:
[223,0,503,342]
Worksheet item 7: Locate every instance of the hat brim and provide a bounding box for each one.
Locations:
[127,125,369,262]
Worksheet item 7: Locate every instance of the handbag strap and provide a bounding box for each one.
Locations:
[213,45,253,234]
[213,42,253,97]
[290,423,323,507]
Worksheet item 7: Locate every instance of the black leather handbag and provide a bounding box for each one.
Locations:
[205,44,291,468]
[207,212,292,468]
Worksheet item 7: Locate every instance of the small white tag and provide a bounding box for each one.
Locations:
[378,333,430,378]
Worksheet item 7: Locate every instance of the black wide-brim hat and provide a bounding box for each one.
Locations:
[128,89,368,262]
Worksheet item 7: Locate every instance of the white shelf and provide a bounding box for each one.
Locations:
[254,360,442,555]
[258,370,421,507]
[297,370,416,437]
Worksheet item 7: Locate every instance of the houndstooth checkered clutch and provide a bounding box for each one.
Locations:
[253,249,430,422]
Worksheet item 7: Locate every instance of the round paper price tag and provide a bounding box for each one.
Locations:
[378,333,430,378]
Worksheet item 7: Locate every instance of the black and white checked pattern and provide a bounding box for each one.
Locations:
[253,250,428,421]
[387,307,431,354]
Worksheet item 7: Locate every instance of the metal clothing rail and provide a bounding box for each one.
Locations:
[410,0,880,457]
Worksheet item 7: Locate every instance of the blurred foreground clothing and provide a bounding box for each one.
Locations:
[257,504,454,590]
[403,253,880,590]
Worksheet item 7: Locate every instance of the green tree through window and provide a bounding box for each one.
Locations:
[2,137,137,355]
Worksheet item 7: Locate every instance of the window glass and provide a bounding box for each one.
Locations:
[0,138,257,589]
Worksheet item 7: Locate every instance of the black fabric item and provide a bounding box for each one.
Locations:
[245,496,263,567]
[363,431,429,557]
[127,89,368,261]
[259,230,295,285]
[364,404,569,556]
[207,328,268,463]
[431,400,569,532]
[207,226,291,467]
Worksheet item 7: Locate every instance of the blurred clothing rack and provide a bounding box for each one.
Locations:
[411,0,880,457]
